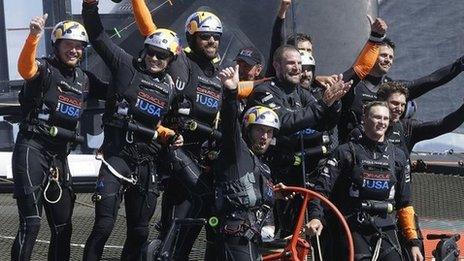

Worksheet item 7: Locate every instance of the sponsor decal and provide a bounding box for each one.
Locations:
[175,79,186,90]
[294,128,317,136]
[196,86,220,109]
[56,95,82,118]
[362,171,390,190]
[265,180,274,197]
[135,91,166,118]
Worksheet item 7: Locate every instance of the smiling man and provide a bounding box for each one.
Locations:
[307,101,423,261]
[377,81,464,157]
[338,37,464,143]
[12,13,108,261]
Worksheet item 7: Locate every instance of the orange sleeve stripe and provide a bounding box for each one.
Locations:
[156,125,175,145]
[18,34,40,80]
[353,41,379,79]
[238,81,254,99]
[131,0,157,37]
[397,206,419,240]
[237,77,274,99]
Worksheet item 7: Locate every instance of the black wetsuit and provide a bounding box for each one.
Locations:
[246,79,341,237]
[214,87,275,260]
[159,49,223,259]
[11,56,106,261]
[82,3,174,260]
[387,103,464,156]
[310,136,412,261]
[339,56,464,143]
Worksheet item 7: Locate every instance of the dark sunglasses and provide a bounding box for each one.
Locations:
[197,33,221,41]
[302,65,315,72]
[145,48,172,60]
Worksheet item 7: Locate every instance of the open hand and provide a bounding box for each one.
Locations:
[322,74,352,106]
[219,65,239,90]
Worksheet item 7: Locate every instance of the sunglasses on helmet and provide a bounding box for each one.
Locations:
[302,65,315,72]
[197,32,221,41]
[145,47,172,60]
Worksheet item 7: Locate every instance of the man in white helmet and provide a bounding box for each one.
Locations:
[81,0,183,260]
[12,13,108,261]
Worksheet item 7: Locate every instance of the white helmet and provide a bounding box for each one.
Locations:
[300,50,315,67]
[185,11,223,35]
[144,28,180,55]
[243,106,280,130]
[51,20,89,46]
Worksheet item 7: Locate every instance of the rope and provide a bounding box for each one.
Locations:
[43,167,63,204]
[315,233,323,261]
[95,153,138,185]
[371,236,382,261]
[1,173,128,218]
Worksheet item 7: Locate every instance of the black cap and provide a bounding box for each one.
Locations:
[235,46,263,65]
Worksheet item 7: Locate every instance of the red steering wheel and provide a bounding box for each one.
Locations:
[263,186,354,261]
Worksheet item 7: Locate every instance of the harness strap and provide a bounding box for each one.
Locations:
[95,153,138,185]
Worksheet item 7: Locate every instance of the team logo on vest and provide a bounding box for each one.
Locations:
[175,79,186,91]
[196,86,220,109]
[56,94,82,119]
[362,171,390,191]
[265,180,274,198]
[294,128,317,137]
[135,91,166,118]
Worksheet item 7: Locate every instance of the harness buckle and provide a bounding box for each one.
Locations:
[49,166,59,181]
[125,130,134,144]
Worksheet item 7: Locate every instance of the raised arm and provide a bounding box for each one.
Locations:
[219,65,243,159]
[82,0,131,72]
[408,102,464,150]
[265,0,290,77]
[341,16,387,86]
[18,14,48,80]
[131,0,157,37]
[403,56,464,100]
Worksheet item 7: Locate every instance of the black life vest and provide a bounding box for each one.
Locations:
[169,52,222,144]
[215,154,274,213]
[19,58,88,131]
[349,142,397,201]
[116,71,172,130]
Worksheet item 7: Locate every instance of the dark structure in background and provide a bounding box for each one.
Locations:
[43,0,73,55]
[379,0,464,134]
[1,0,463,151]
[0,0,9,93]
[91,0,376,76]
